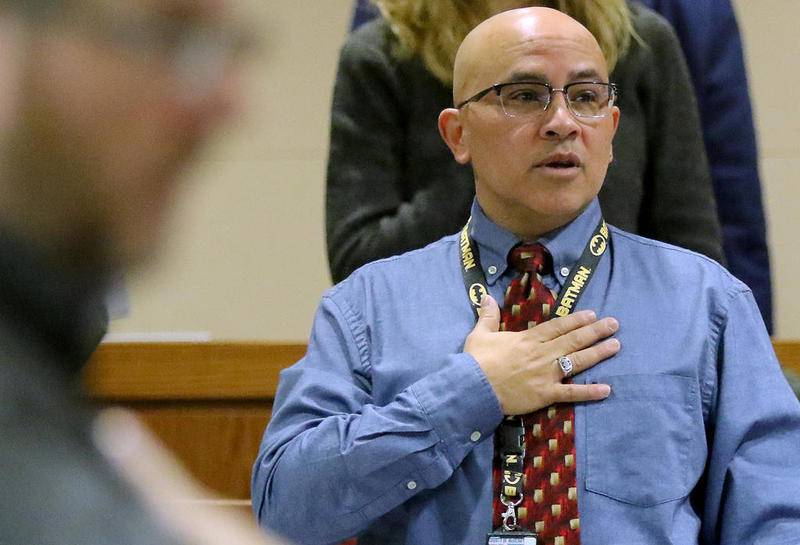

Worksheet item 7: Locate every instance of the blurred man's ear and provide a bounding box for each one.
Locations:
[438,108,471,165]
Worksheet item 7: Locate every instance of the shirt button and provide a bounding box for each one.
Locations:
[406,480,417,490]
[560,266,570,277]
[470,431,482,442]
[487,265,498,275]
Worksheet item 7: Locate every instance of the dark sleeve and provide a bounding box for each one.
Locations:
[633,8,725,265]
[350,0,379,30]
[325,23,473,283]
[647,0,773,332]
[0,410,184,545]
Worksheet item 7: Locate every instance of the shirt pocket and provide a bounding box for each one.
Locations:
[584,374,706,507]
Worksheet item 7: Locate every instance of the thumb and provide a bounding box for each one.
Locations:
[475,294,500,333]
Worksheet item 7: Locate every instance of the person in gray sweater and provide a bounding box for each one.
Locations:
[326,1,723,284]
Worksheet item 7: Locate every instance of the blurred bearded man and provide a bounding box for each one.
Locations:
[0,2,286,544]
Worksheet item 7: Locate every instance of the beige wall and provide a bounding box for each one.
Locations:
[733,0,800,338]
[110,0,800,341]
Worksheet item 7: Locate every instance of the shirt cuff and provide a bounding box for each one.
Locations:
[411,353,504,468]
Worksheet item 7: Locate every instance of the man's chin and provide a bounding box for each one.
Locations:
[523,199,593,231]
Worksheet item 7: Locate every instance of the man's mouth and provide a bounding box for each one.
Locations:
[537,153,581,169]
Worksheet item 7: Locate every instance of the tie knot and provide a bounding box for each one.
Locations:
[508,243,550,274]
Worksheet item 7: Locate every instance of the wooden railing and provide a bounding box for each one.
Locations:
[84,341,800,500]
[84,343,305,500]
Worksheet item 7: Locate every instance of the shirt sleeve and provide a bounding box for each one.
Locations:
[702,288,800,544]
[251,293,503,544]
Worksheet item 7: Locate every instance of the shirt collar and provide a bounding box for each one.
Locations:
[467,200,518,285]
[468,198,603,288]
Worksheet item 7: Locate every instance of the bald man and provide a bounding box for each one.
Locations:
[253,8,800,545]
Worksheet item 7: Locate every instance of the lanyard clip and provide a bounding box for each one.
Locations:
[500,493,523,531]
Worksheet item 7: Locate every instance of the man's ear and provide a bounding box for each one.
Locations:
[608,105,620,164]
[438,108,471,165]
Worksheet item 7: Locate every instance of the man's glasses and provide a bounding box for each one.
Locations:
[456,81,618,119]
[51,3,258,99]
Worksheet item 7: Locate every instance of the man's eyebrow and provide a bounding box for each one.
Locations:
[504,68,605,84]
[506,71,547,83]
[569,68,604,81]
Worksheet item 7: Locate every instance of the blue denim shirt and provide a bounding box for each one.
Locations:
[253,199,800,545]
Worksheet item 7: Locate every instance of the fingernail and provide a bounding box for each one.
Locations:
[607,318,619,332]
[598,384,611,397]
[582,310,596,321]
[480,294,489,307]
[607,338,620,350]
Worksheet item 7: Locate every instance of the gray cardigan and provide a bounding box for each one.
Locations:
[326,4,723,282]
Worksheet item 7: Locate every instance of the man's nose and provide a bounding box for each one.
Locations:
[538,91,580,139]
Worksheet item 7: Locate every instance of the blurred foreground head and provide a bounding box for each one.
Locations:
[0,0,246,273]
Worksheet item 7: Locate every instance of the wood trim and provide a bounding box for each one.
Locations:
[85,341,800,401]
[84,342,306,401]
[774,341,800,374]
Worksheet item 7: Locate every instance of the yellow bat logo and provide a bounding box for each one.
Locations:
[469,283,488,306]
[590,234,607,256]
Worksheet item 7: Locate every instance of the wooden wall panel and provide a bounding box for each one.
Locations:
[84,343,294,498]
[128,402,272,499]
[775,341,800,373]
[85,341,800,501]
[84,342,306,400]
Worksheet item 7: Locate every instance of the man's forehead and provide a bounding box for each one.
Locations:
[500,35,606,78]
[468,34,607,91]
[454,9,607,101]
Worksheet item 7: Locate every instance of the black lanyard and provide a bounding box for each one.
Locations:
[459,216,610,535]
[459,216,609,321]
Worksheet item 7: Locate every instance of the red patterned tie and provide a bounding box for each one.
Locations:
[492,243,581,545]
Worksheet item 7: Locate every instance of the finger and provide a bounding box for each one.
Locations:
[526,309,598,342]
[556,338,620,379]
[474,294,500,333]
[552,382,611,404]
[545,317,619,360]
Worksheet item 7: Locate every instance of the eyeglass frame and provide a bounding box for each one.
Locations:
[455,80,619,119]
[28,1,258,100]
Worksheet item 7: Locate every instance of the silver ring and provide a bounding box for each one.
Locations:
[557,355,574,377]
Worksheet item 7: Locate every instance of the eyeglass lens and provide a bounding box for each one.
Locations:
[498,82,613,118]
